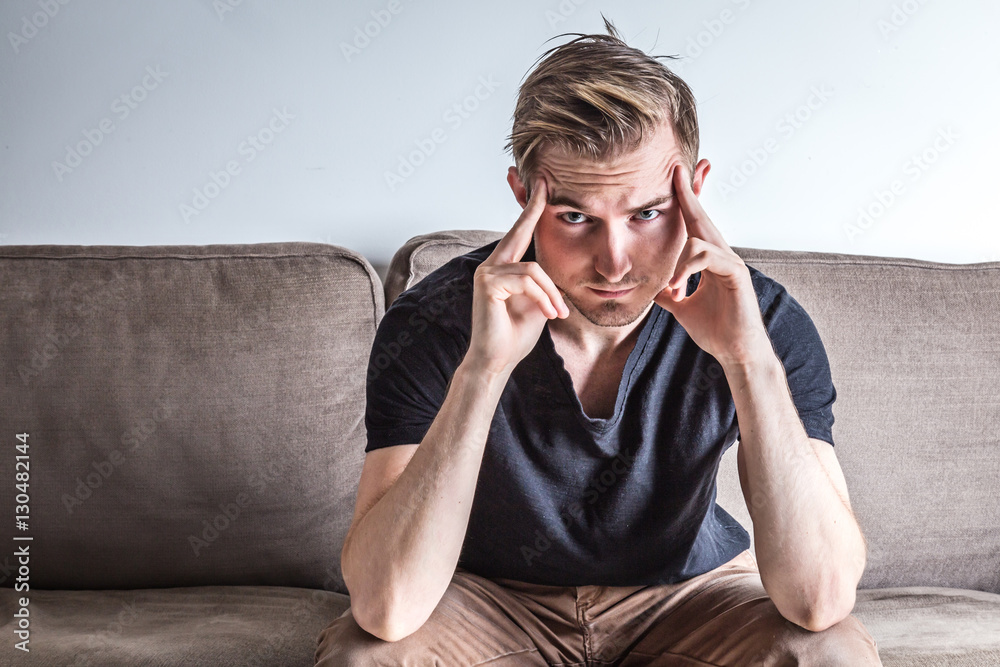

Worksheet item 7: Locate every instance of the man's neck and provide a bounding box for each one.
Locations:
[548,300,655,360]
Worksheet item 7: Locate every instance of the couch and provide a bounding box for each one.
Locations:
[1,231,999,666]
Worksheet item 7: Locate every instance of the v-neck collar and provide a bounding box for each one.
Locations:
[540,304,663,432]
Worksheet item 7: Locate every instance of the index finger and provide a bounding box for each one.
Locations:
[673,163,729,250]
[486,175,548,266]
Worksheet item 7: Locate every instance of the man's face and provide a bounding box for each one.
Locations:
[509,121,711,329]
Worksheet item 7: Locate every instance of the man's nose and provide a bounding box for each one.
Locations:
[593,224,633,284]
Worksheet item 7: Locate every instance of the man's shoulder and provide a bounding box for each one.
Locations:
[740,262,827,352]
[743,262,782,304]
[741,262,805,319]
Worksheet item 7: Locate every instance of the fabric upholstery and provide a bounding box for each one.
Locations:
[0,585,349,666]
[2,233,997,665]
[383,230,1000,595]
[0,243,381,594]
[853,587,1000,665]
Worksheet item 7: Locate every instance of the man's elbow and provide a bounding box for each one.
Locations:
[765,567,860,633]
[350,595,427,643]
[802,550,866,632]
[798,586,858,633]
[351,602,397,642]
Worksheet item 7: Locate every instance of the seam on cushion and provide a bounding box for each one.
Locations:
[0,248,358,260]
[0,248,384,327]
[406,238,495,291]
[738,256,1000,272]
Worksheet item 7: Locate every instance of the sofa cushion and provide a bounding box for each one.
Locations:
[0,585,349,666]
[384,230,506,307]
[854,586,1000,666]
[384,230,1000,595]
[0,243,381,594]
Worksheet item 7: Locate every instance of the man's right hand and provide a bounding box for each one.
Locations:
[466,176,569,378]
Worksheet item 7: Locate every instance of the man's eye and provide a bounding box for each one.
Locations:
[557,210,662,224]
[560,212,588,224]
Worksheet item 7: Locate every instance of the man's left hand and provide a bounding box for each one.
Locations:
[654,163,773,369]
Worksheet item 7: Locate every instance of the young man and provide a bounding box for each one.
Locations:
[317,18,882,666]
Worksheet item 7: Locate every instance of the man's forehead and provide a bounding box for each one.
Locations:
[537,150,681,196]
[542,164,680,205]
[545,187,675,214]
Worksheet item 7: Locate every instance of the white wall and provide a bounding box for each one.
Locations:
[2,0,998,271]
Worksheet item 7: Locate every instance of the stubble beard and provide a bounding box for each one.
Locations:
[561,278,653,328]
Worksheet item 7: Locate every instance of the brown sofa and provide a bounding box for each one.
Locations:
[1,232,999,665]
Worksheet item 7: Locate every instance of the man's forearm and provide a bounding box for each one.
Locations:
[723,345,866,632]
[341,359,509,642]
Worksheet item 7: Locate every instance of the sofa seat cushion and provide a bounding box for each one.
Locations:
[0,585,349,666]
[854,586,1000,666]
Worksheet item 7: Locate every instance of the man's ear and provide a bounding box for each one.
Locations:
[690,159,712,197]
[507,166,529,209]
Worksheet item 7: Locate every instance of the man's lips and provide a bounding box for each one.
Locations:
[589,286,635,298]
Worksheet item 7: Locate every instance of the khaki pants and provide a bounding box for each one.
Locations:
[315,549,881,666]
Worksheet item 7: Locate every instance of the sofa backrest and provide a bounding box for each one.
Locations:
[384,230,1000,595]
[0,243,381,595]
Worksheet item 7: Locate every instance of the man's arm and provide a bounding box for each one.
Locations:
[727,349,867,632]
[655,163,865,633]
[342,360,511,642]
[342,175,567,642]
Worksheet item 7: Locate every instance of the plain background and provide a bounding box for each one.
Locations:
[1,0,998,278]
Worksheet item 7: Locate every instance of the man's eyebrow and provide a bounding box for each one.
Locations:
[547,192,675,216]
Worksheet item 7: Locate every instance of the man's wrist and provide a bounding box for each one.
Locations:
[455,355,514,392]
[718,340,782,380]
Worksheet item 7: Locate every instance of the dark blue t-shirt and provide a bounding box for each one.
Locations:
[364,238,836,586]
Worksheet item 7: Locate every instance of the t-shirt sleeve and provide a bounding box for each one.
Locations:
[748,272,838,447]
[363,281,470,452]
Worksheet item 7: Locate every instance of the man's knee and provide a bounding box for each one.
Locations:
[768,613,881,666]
[314,607,401,667]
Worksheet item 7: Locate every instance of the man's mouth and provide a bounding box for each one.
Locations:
[589,286,635,298]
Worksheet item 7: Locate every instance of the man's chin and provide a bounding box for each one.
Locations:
[569,293,654,328]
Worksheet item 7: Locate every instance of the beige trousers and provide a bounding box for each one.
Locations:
[315,549,881,666]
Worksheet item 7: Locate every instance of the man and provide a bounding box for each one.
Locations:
[317,17,882,666]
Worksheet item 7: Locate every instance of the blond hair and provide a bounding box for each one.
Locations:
[504,15,699,195]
